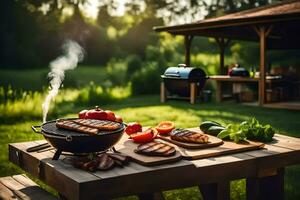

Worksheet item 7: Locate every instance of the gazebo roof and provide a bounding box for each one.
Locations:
[154,0,300,49]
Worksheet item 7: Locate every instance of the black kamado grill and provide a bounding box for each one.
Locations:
[161,64,208,103]
[31,118,125,160]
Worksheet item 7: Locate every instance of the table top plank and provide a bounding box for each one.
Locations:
[0,174,57,200]
[191,152,254,168]
[191,152,258,182]
[271,134,300,150]
[10,142,100,183]
[9,142,101,200]
[91,159,192,179]
[0,176,25,191]
[209,75,282,82]
[0,182,18,200]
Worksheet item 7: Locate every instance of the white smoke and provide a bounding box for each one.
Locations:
[42,40,84,122]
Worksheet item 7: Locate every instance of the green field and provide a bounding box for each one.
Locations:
[1,67,300,199]
[0,66,107,91]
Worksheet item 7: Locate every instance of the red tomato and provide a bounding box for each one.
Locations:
[130,128,156,143]
[85,106,108,120]
[105,110,116,121]
[78,109,88,119]
[125,122,142,135]
[115,115,123,123]
[156,121,175,135]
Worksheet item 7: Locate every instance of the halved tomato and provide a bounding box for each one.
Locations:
[130,128,157,143]
[155,121,175,135]
[125,122,142,135]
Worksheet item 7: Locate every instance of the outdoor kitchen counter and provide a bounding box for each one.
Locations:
[209,75,283,102]
[9,133,300,200]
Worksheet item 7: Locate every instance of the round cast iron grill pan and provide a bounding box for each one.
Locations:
[32,118,125,160]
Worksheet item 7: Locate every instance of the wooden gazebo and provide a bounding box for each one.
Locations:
[154,0,300,106]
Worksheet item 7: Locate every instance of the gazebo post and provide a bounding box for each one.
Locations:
[254,26,273,106]
[215,38,230,75]
[184,35,193,66]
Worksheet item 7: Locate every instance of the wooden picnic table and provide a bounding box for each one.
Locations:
[209,75,283,102]
[9,132,300,200]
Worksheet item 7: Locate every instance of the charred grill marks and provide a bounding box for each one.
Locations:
[56,120,99,135]
[170,128,209,144]
[74,119,121,130]
[134,141,176,157]
[56,119,122,135]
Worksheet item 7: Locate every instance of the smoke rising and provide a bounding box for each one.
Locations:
[42,40,84,122]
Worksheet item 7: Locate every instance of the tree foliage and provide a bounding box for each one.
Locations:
[0,0,286,69]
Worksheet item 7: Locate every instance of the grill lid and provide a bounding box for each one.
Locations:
[161,64,207,81]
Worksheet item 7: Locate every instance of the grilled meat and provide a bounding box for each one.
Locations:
[170,128,209,144]
[97,153,114,170]
[74,119,121,131]
[56,120,99,135]
[134,141,176,157]
[72,153,129,171]
[107,152,130,164]
[82,160,99,172]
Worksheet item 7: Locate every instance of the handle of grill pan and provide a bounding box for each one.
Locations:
[31,126,42,134]
[42,132,73,142]
[31,125,72,142]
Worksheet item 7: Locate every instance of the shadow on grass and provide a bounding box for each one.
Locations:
[1,95,300,137]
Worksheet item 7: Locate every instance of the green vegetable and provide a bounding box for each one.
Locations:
[217,129,230,139]
[218,124,247,143]
[229,130,247,143]
[200,121,222,130]
[200,121,224,134]
[206,126,226,135]
[215,117,275,143]
[240,118,275,142]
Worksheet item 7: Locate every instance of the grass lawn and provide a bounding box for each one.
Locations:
[1,95,300,200]
[0,66,107,91]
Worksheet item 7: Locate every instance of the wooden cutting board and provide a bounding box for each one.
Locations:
[116,136,182,166]
[116,128,265,164]
[168,128,265,160]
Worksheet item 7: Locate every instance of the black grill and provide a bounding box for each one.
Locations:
[161,64,208,97]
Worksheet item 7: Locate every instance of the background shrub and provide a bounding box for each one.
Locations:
[131,62,163,95]
[126,55,143,79]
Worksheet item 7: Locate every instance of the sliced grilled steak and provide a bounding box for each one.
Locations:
[134,141,176,157]
[170,128,209,144]
[97,154,114,170]
[82,160,99,172]
[56,120,99,135]
[107,152,130,164]
[74,119,121,131]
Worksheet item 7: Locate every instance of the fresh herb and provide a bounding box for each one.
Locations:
[239,118,275,142]
[216,118,275,143]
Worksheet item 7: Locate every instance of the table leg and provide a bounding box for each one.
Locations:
[199,181,230,200]
[160,82,166,103]
[190,83,196,104]
[246,168,284,200]
[216,81,222,102]
[138,192,164,200]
